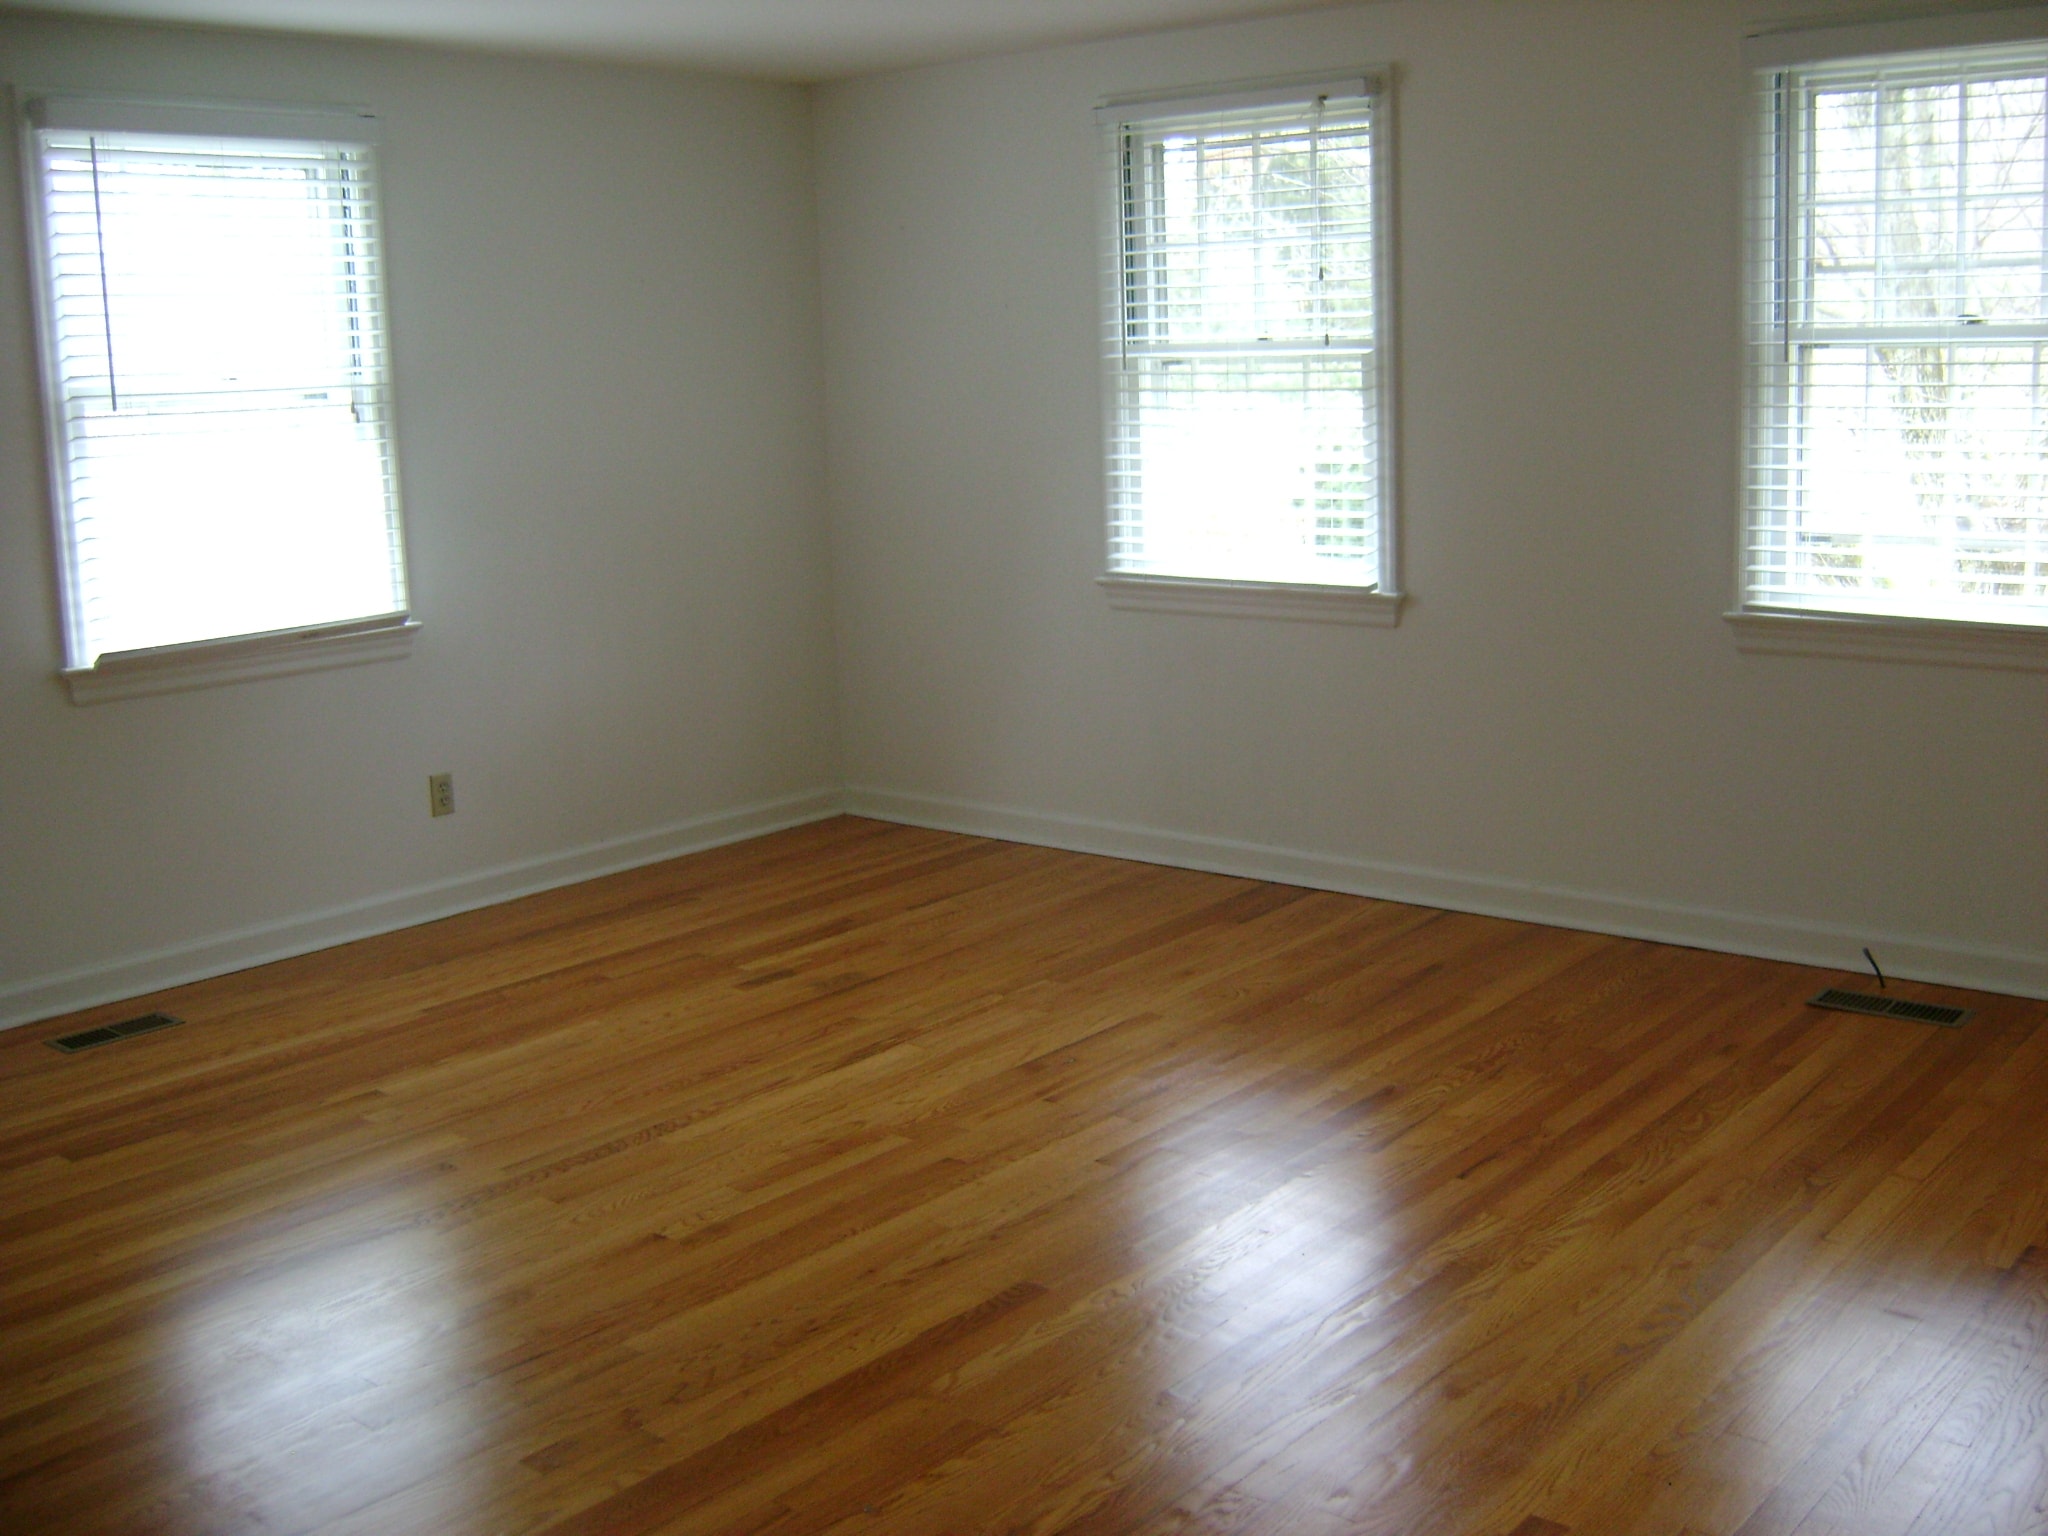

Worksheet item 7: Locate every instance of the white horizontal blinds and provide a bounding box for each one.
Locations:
[33,122,405,665]
[1109,91,1381,586]
[1748,45,2048,624]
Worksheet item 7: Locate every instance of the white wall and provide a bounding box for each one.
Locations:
[0,14,841,1023]
[816,0,2048,995]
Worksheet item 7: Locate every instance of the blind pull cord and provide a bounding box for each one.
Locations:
[339,165,370,425]
[1312,97,1330,349]
[1119,135,1135,368]
[88,137,118,412]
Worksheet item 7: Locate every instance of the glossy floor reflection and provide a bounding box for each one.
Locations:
[170,1225,485,1535]
[2,817,2043,1536]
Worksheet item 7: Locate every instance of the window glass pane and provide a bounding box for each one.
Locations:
[1877,83,1961,323]
[1111,354,1377,586]
[1803,70,2048,325]
[71,403,401,657]
[1811,87,1878,202]
[1127,111,1374,349]
[1964,76,2046,317]
[1762,342,2048,616]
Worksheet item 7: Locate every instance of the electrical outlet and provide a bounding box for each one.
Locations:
[428,772,455,817]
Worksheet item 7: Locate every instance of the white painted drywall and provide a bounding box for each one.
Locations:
[815,0,2048,991]
[0,14,841,1020]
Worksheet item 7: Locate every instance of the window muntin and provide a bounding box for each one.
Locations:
[1748,46,2048,626]
[1105,86,1391,591]
[25,103,407,671]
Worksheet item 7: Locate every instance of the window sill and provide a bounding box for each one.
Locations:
[63,614,421,704]
[1725,607,2048,672]
[1099,574,1402,627]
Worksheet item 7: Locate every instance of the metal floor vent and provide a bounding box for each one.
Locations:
[47,1012,184,1054]
[1809,988,1969,1028]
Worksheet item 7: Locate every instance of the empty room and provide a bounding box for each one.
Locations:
[2,0,2046,1532]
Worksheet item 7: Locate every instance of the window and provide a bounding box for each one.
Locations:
[1099,77,1398,624]
[22,97,413,702]
[1743,24,2048,660]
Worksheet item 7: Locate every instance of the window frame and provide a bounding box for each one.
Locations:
[17,92,419,704]
[1095,72,1402,627]
[1733,14,2048,671]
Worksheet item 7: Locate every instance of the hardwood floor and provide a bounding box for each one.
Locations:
[2,815,2044,1536]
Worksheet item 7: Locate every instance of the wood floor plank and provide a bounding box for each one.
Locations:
[2,817,2043,1536]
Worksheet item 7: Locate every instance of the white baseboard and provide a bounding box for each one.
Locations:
[0,788,845,1033]
[13,780,2038,1034]
[845,786,2048,1001]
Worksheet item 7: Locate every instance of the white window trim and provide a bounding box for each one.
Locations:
[1099,573,1401,625]
[1731,11,2048,667]
[62,614,422,704]
[17,91,416,702]
[1725,607,2048,671]
[1096,71,1402,626]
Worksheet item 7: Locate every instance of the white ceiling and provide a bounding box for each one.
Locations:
[2,0,1350,81]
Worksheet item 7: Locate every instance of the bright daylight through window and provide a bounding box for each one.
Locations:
[24,98,409,693]
[1747,37,2048,629]
[1102,79,1393,608]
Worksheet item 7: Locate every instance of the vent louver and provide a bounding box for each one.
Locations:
[47,1012,184,1053]
[1809,988,1968,1028]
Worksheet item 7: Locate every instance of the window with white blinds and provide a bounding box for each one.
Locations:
[24,98,408,674]
[1103,80,1393,595]
[1747,41,2048,628]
